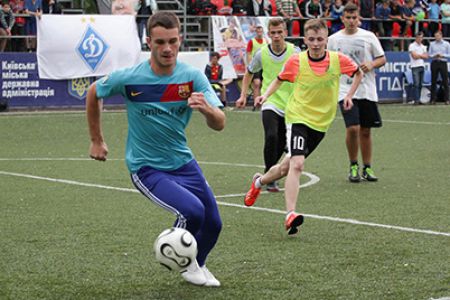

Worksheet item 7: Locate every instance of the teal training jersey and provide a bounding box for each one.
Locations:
[96,60,223,172]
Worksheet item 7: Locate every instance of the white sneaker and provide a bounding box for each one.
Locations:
[201,266,221,287]
[180,260,207,286]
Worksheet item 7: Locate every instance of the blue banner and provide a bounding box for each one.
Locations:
[1,52,423,108]
[375,51,420,101]
[1,53,123,108]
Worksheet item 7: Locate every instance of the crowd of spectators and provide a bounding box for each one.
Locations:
[190,0,450,50]
[2,0,450,52]
[0,0,65,52]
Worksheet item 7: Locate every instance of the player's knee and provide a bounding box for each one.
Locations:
[347,126,359,138]
[185,204,206,231]
[360,128,371,139]
[290,159,304,173]
[208,216,222,237]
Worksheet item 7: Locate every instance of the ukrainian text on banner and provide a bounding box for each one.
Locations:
[212,16,269,76]
[37,15,141,80]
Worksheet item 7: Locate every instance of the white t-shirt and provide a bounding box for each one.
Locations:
[327,28,385,102]
[408,42,427,68]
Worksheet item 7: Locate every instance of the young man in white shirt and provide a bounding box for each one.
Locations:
[327,3,386,183]
[408,31,429,105]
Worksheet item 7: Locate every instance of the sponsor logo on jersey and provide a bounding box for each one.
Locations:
[178,84,191,99]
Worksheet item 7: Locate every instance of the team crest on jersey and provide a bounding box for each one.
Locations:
[178,84,191,99]
[76,25,109,71]
[68,77,94,100]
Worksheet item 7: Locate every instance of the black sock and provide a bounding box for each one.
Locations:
[350,161,358,166]
[363,164,371,170]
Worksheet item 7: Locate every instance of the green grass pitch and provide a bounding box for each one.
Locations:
[0,105,449,299]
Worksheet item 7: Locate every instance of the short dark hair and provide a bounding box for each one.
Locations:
[210,51,220,59]
[343,3,359,14]
[147,11,180,36]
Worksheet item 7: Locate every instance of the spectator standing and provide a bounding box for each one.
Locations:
[42,0,60,13]
[400,0,415,51]
[24,0,41,52]
[427,0,440,37]
[330,0,344,34]
[246,24,267,101]
[328,3,386,183]
[375,0,392,50]
[136,0,157,49]
[408,31,428,104]
[390,0,404,50]
[246,0,272,15]
[304,0,323,18]
[0,1,15,52]
[276,0,303,36]
[428,30,450,104]
[9,0,25,51]
[359,0,375,31]
[321,0,332,18]
[440,0,450,38]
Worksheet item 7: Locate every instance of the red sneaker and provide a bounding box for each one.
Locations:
[244,173,262,207]
[285,212,304,235]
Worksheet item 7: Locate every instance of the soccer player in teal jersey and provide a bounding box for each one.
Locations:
[86,11,226,287]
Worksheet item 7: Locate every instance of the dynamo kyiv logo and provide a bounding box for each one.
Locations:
[77,25,109,71]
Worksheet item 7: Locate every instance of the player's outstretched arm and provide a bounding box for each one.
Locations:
[86,83,109,161]
[255,78,283,106]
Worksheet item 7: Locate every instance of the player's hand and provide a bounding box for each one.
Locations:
[254,95,266,106]
[342,97,353,111]
[360,61,373,73]
[188,92,210,112]
[89,141,108,161]
[235,95,247,109]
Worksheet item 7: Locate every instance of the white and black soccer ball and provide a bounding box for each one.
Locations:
[153,227,197,272]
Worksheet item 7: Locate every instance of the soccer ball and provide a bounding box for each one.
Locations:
[153,228,197,271]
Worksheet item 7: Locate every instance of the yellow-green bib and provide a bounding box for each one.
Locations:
[251,38,267,57]
[285,51,341,132]
[261,42,295,111]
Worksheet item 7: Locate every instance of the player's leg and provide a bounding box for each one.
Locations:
[262,110,284,173]
[177,160,222,286]
[339,100,361,182]
[262,110,285,191]
[130,164,212,286]
[243,156,290,207]
[252,78,262,99]
[358,99,382,181]
[284,124,324,235]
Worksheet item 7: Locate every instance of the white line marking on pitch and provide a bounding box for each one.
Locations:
[1,170,449,238]
[2,109,450,125]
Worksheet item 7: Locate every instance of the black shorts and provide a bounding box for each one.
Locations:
[339,99,383,128]
[252,70,263,80]
[287,123,325,158]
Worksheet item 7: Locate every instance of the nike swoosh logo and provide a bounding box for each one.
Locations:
[131,91,143,97]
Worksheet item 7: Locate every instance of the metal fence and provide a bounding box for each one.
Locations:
[0,14,447,52]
